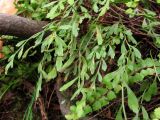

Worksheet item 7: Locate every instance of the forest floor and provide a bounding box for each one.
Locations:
[0,79,159,120]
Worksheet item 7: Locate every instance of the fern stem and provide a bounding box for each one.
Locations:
[122,85,127,120]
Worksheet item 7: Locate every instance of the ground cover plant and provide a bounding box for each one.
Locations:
[1,0,160,119]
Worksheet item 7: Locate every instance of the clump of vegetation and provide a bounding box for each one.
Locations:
[1,0,160,119]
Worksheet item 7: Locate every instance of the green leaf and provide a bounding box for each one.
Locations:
[55,36,65,56]
[99,97,109,107]
[157,0,160,3]
[115,106,123,120]
[80,57,88,80]
[120,32,124,39]
[113,37,120,45]
[114,85,122,93]
[88,57,96,74]
[59,55,76,72]
[41,34,54,52]
[46,5,59,19]
[16,40,26,47]
[125,30,137,44]
[65,114,77,120]
[35,75,42,100]
[126,2,133,7]
[154,107,160,119]
[102,59,107,71]
[92,101,101,111]
[144,9,156,16]
[46,67,57,82]
[121,42,127,54]
[56,56,63,71]
[34,31,44,46]
[98,72,102,82]
[72,16,79,37]
[59,1,65,10]
[155,37,160,46]
[143,80,157,102]
[59,25,72,30]
[80,27,95,51]
[22,47,33,59]
[108,45,115,59]
[18,47,24,59]
[142,19,147,28]
[96,26,103,45]
[68,0,74,5]
[5,54,15,74]
[125,8,133,14]
[113,23,119,35]
[127,86,139,113]
[126,1,138,8]
[43,1,57,8]
[93,3,99,13]
[107,91,116,100]
[60,77,78,91]
[76,100,86,118]
[132,46,141,59]
[103,71,115,85]
[118,53,125,66]
[71,87,82,100]
[123,71,128,82]
[70,105,76,112]
[142,106,149,120]
[95,52,100,59]
[84,105,92,115]
[38,63,48,79]
[99,0,110,16]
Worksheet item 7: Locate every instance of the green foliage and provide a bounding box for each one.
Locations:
[127,86,139,114]
[151,107,160,120]
[16,0,49,20]
[1,0,160,119]
[142,106,149,120]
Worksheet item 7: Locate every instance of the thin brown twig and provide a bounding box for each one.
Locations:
[47,87,55,109]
